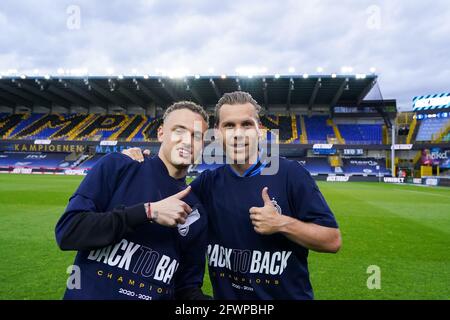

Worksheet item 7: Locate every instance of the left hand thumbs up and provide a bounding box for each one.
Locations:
[249,187,284,235]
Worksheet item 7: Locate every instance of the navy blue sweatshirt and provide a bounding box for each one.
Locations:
[190,157,338,300]
[55,153,208,300]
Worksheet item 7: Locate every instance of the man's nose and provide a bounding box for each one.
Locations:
[233,127,246,140]
[181,132,192,145]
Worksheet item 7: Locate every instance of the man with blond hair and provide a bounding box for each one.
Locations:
[56,101,210,300]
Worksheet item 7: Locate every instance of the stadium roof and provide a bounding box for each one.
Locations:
[0,74,380,113]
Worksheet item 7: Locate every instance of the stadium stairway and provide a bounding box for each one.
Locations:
[406,117,418,144]
[432,119,450,143]
[326,119,345,144]
[283,115,299,144]
[291,115,299,143]
[383,125,389,144]
[299,115,308,144]
[329,155,343,173]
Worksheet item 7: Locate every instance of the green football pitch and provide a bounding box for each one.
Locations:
[0,174,449,300]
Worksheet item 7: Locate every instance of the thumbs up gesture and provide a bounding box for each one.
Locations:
[249,187,286,235]
[147,186,192,227]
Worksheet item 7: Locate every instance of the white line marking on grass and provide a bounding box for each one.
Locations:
[393,188,450,199]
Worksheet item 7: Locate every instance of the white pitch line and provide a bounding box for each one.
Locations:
[393,188,450,199]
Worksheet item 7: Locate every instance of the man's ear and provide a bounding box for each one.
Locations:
[157,125,164,142]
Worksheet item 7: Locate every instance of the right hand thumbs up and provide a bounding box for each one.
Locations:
[148,187,192,227]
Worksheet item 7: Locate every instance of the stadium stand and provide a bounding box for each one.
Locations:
[0,113,386,145]
[0,75,402,178]
[0,113,156,142]
[338,124,383,144]
[416,118,449,141]
[1,113,300,143]
[0,112,393,176]
[11,114,91,140]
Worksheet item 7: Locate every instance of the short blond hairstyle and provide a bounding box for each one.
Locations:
[163,101,209,124]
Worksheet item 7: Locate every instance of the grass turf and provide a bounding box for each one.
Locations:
[0,174,449,300]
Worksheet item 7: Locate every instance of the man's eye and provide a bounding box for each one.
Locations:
[223,124,234,128]
[193,133,202,141]
[174,128,185,134]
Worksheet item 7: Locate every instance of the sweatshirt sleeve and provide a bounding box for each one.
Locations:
[288,161,339,228]
[55,153,149,251]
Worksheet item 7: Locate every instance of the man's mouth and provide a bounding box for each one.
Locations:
[232,143,248,152]
[177,147,191,158]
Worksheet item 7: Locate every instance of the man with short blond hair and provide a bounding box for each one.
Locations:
[56,101,210,300]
